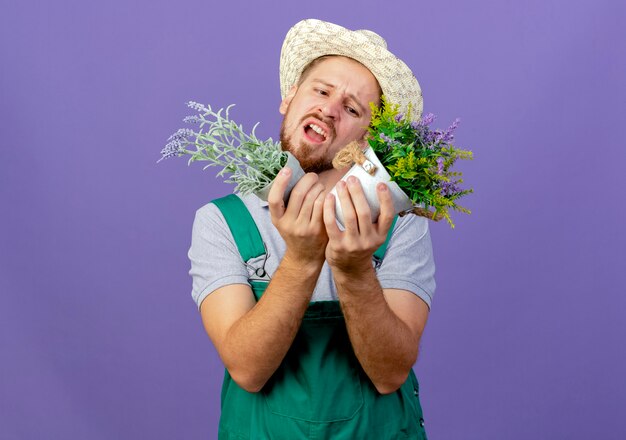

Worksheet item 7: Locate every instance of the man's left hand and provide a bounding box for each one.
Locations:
[323,176,395,274]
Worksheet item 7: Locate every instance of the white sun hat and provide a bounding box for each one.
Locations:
[279,19,423,121]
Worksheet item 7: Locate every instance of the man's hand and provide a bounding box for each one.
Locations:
[323,176,427,394]
[323,176,395,273]
[268,167,328,265]
[200,168,330,393]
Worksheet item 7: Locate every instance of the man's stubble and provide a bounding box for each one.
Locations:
[279,110,336,174]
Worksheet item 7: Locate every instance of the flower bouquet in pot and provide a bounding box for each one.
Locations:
[331,97,473,228]
[158,102,304,202]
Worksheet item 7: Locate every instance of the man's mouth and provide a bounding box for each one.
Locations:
[303,121,329,144]
[304,123,327,143]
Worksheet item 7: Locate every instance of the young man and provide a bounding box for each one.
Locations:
[189,19,435,439]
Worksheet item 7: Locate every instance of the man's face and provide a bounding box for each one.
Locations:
[279,56,381,173]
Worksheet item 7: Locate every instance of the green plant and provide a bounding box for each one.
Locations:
[159,102,287,195]
[368,96,473,228]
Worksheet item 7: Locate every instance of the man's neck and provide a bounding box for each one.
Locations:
[317,167,349,194]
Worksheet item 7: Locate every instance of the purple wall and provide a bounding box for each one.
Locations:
[1,0,625,438]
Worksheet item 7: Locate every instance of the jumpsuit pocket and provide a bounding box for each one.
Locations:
[262,315,364,423]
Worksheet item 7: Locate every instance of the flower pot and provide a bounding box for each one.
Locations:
[330,147,413,226]
[254,152,305,204]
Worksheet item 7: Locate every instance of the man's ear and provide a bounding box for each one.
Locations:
[279,85,298,115]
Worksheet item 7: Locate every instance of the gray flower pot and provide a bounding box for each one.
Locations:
[330,147,413,226]
[254,152,305,204]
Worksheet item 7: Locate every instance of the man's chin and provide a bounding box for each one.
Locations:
[281,138,333,174]
[291,149,333,174]
[301,158,333,174]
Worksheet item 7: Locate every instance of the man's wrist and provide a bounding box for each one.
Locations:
[330,258,377,288]
[281,249,325,277]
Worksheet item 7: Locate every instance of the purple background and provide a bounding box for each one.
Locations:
[1,0,625,438]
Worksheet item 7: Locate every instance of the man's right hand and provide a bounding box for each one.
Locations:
[268,167,328,265]
[199,168,328,392]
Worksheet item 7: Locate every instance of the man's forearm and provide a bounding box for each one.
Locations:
[334,263,420,394]
[220,253,323,392]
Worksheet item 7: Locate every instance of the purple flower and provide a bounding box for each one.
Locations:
[187,101,209,113]
[411,113,435,131]
[440,118,461,143]
[421,113,436,126]
[420,128,437,146]
[159,133,190,161]
[167,128,195,142]
[379,133,393,143]
[436,157,445,174]
[159,143,182,160]
[434,129,444,143]
[439,180,462,197]
[394,113,404,122]
[183,115,202,124]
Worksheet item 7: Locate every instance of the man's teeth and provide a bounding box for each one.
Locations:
[309,124,327,139]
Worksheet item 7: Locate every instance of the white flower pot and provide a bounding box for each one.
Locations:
[330,147,413,226]
[254,152,305,203]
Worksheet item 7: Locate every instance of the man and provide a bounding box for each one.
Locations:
[189,19,435,439]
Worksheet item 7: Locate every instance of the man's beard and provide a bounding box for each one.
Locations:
[279,113,335,174]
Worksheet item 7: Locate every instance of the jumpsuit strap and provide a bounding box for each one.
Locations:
[212,194,266,261]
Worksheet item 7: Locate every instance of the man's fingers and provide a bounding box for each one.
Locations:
[267,167,291,219]
[311,190,326,224]
[285,173,319,218]
[335,180,359,235]
[346,176,373,236]
[323,193,342,240]
[298,181,325,223]
[376,182,395,234]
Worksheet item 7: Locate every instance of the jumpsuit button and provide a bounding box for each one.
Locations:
[413,388,419,397]
[255,268,266,277]
[419,418,425,427]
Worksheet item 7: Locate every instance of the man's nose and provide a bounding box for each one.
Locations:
[318,97,341,119]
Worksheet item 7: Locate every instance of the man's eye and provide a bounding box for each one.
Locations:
[346,106,359,116]
[315,89,328,96]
